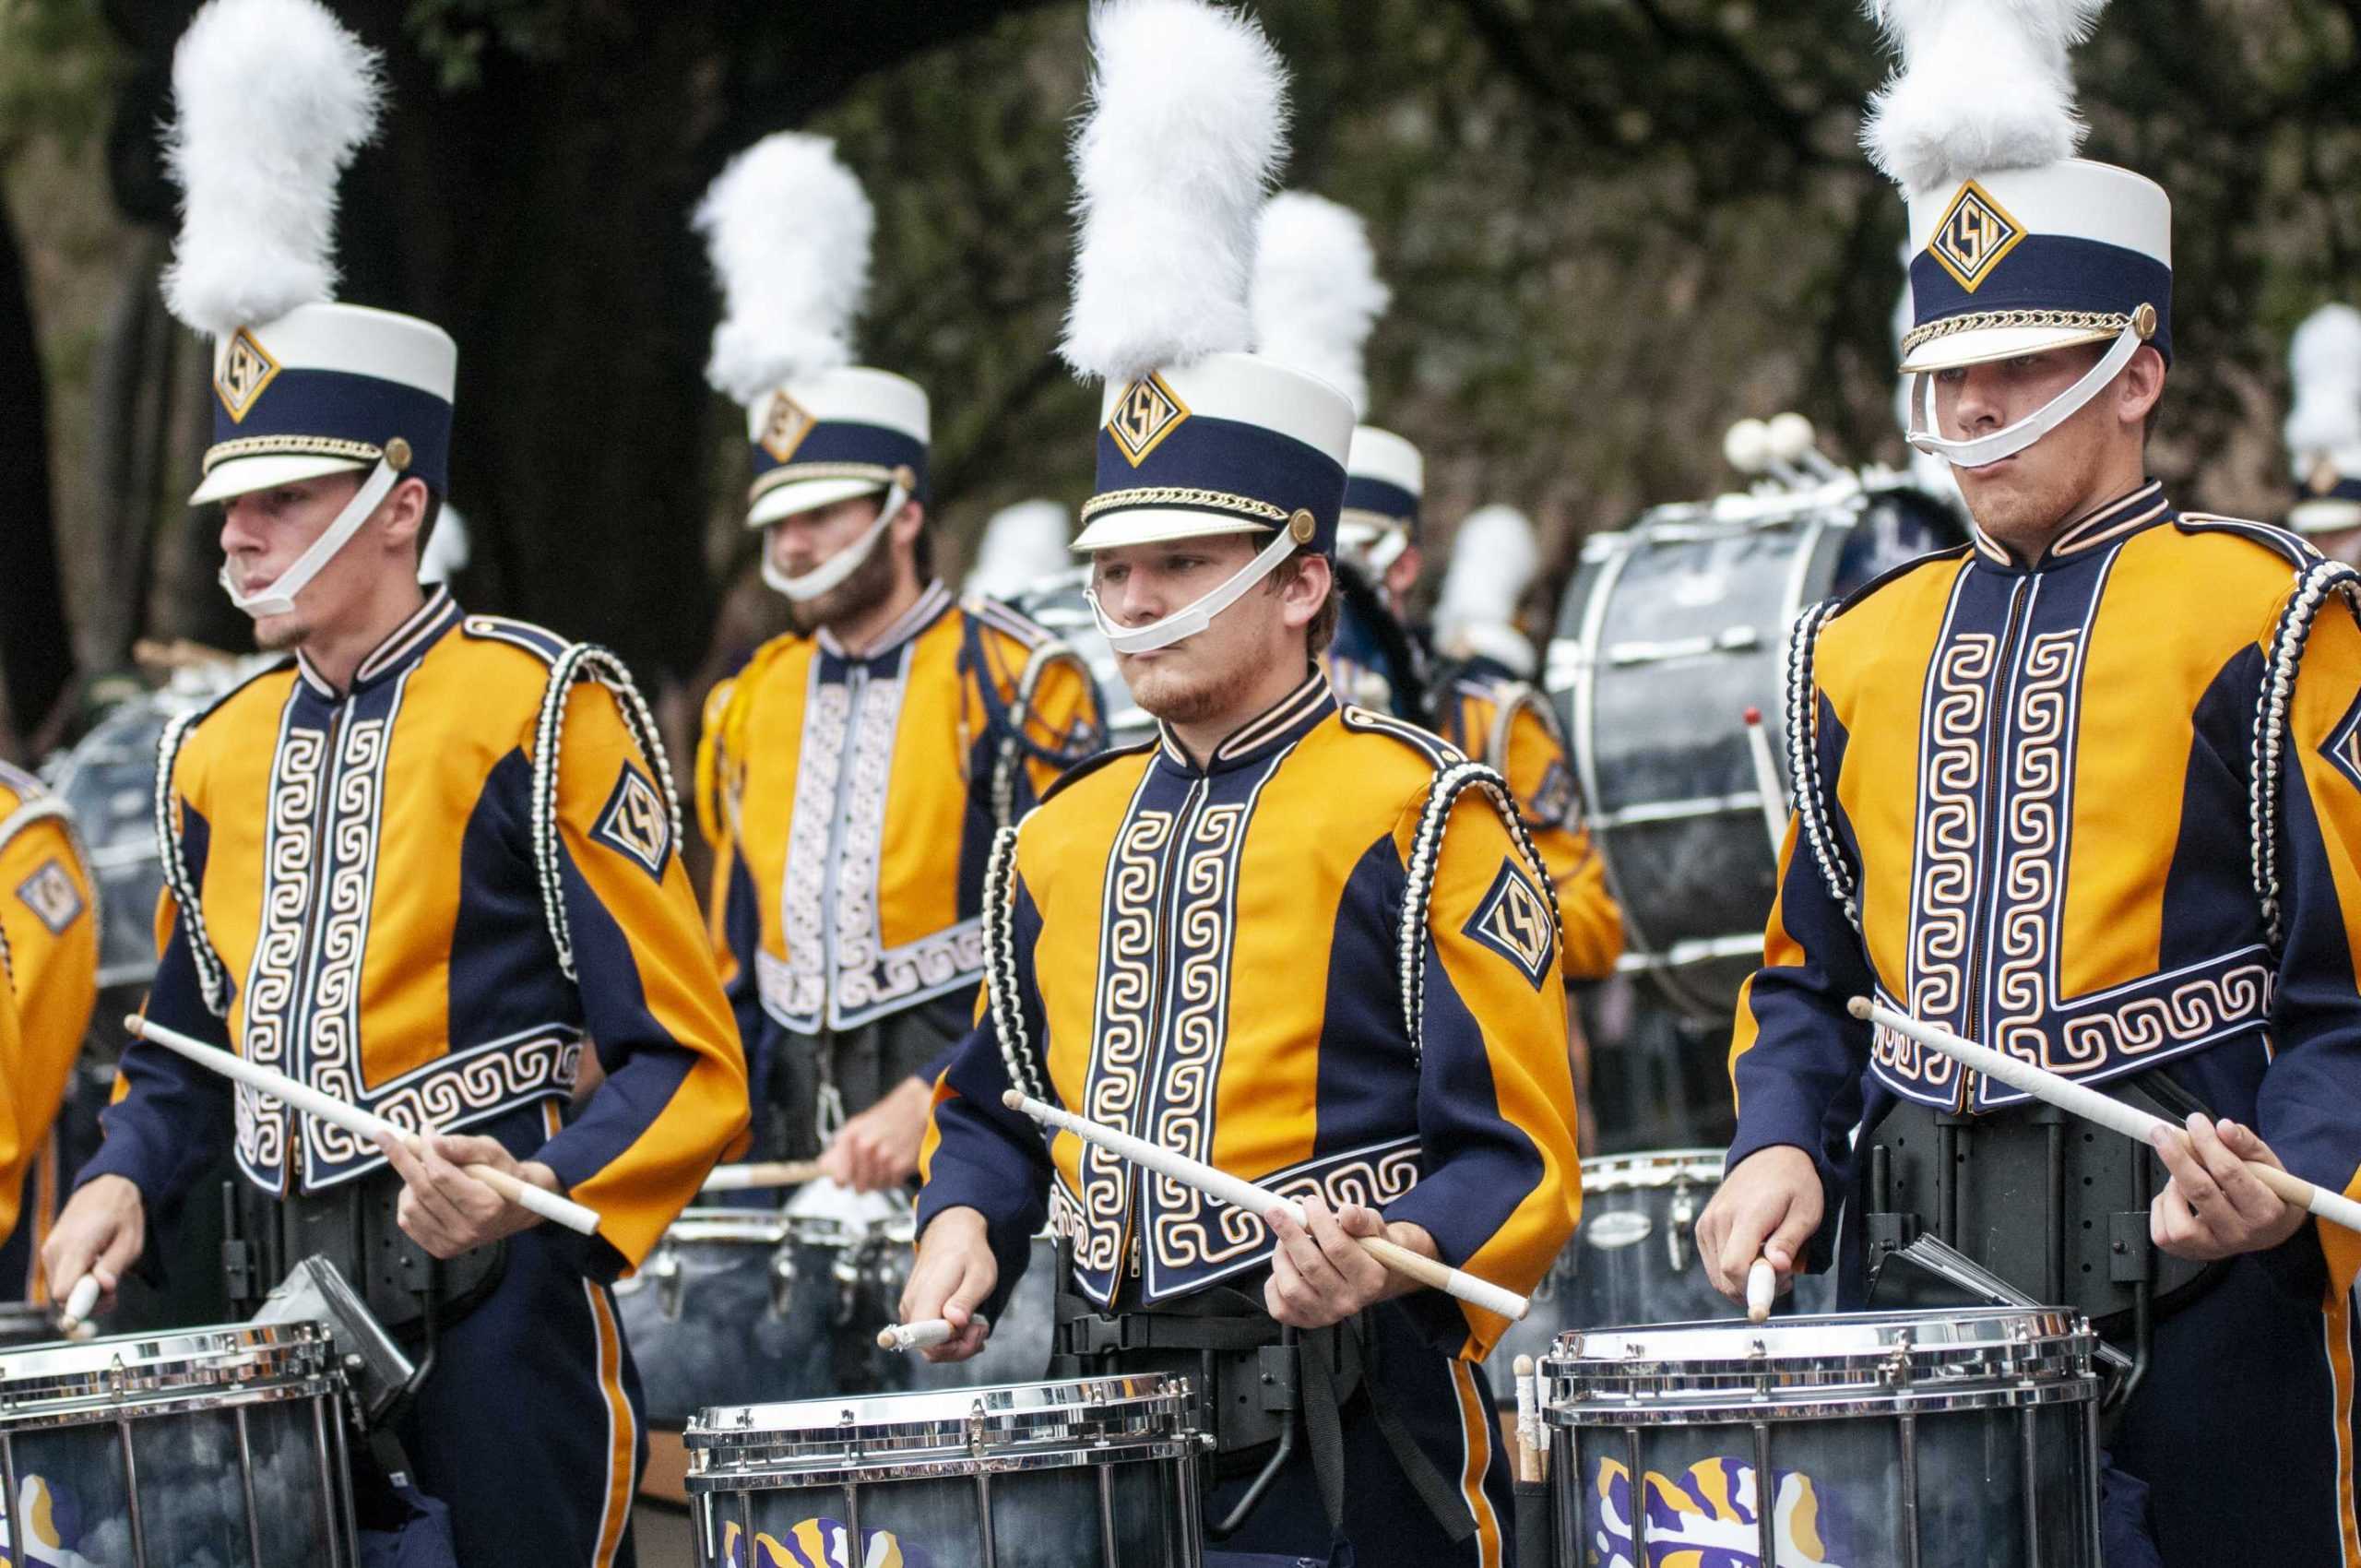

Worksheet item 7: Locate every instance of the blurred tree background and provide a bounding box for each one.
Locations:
[3,0,2355,760]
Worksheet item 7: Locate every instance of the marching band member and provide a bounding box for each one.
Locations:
[901,5,1579,1563]
[0,764,98,1301]
[1699,1,2361,1557]
[2284,303,2361,564]
[42,3,747,1557]
[1249,194,1620,983]
[691,134,1102,1195]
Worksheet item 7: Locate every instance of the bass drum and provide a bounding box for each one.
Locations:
[1549,478,1963,1020]
[1001,568,1157,752]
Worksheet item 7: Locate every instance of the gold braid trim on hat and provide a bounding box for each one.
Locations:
[1900,308,2134,357]
[201,435,384,473]
[1079,487,1289,526]
[747,461,899,502]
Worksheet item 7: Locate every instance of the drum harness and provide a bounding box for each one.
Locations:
[982,748,1564,1546]
[1784,559,2361,1412]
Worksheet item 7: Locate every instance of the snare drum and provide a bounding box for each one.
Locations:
[1493,1150,1833,1386]
[1544,1308,2101,1568]
[684,1373,1203,1568]
[0,1321,358,1567]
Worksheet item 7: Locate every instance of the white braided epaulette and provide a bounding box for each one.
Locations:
[1397,758,1562,1065]
[2252,558,2361,951]
[979,820,1048,1104]
[989,639,1098,834]
[154,708,231,1017]
[1783,600,1859,932]
[531,642,685,982]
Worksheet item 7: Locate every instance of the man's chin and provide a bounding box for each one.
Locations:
[252,613,311,652]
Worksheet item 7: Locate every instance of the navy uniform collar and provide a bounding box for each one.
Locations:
[1969,481,2174,574]
[814,579,955,665]
[1157,668,1335,777]
[294,587,462,698]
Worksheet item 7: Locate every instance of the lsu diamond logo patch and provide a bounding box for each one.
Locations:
[593,762,672,883]
[1105,374,1190,467]
[16,858,84,936]
[2325,690,2361,800]
[1464,859,1557,991]
[1928,180,2025,293]
[214,327,281,423]
[759,390,816,465]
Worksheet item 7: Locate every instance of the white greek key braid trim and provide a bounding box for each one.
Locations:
[1784,600,1859,932]
[532,643,686,982]
[154,708,231,1016]
[1397,760,1562,1066]
[2252,559,2361,950]
[979,823,1046,1101]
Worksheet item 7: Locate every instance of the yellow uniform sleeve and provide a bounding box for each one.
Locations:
[1500,704,1622,980]
[0,806,96,1250]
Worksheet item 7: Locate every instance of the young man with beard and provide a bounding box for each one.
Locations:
[692,134,1101,1194]
[1697,2,2361,1558]
[899,6,1579,1563]
[42,4,749,1557]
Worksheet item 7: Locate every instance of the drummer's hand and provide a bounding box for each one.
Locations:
[1697,1145,1821,1305]
[903,1206,997,1362]
[42,1175,147,1320]
[380,1131,563,1259]
[819,1075,932,1193]
[1264,1197,1428,1329]
[2151,1113,2307,1262]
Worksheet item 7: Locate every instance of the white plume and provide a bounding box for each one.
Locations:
[965,500,1074,599]
[2286,303,2361,475]
[1434,505,1542,675]
[1251,192,1390,414]
[1060,0,1289,385]
[160,0,385,338]
[1860,0,2108,192]
[694,132,873,405]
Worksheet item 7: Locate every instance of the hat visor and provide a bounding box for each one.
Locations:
[747,476,891,528]
[188,453,373,507]
[1069,509,1275,552]
[1898,323,2122,375]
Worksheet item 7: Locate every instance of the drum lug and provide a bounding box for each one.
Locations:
[768,1247,799,1319]
[648,1245,684,1322]
[1667,1190,1697,1275]
[832,1252,863,1325]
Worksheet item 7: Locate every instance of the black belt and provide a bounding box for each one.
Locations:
[225,1169,506,1342]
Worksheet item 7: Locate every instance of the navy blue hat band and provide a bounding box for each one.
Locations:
[750,420,930,502]
[1909,235,2175,364]
[207,366,454,492]
[1342,475,1419,533]
[1092,410,1347,553]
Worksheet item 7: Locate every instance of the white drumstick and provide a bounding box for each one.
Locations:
[125,1015,603,1237]
[1002,1090,1530,1321]
[1850,997,2361,1237]
[1745,1256,1776,1324]
[1512,1352,1540,1483]
[1742,707,1787,857]
[876,1318,955,1353]
[57,1274,101,1332]
[702,1160,822,1193]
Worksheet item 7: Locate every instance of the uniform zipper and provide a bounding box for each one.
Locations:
[1955,576,2031,1113]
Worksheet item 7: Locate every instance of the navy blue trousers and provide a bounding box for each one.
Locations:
[1201,1301,1516,1568]
[395,1223,647,1566]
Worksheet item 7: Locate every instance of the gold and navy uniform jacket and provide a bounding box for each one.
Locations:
[0,967,21,1244]
[695,581,1102,1051]
[1731,483,2361,1298]
[1432,664,1623,981]
[916,673,1582,1360]
[77,590,750,1277]
[0,763,99,1290]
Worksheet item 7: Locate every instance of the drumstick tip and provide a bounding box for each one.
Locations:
[123,1012,147,1035]
[1513,1352,1534,1378]
[874,1326,897,1349]
[1000,1089,1025,1111]
[1745,1256,1776,1324]
[1845,996,1871,1020]
[1743,706,1762,726]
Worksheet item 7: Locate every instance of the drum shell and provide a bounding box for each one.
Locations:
[682,1373,1202,1568]
[1489,1149,1833,1387]
[1541,1308,2100,1568]
[0,1321,357,1566]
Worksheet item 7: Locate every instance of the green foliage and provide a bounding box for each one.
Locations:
[405,0,570,91]
[0,0,120,160]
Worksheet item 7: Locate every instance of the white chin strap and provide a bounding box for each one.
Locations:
[1086,526,1302,655]
[219,457,402,621]
[1907,323,2147,470]
[762,482,906,601]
